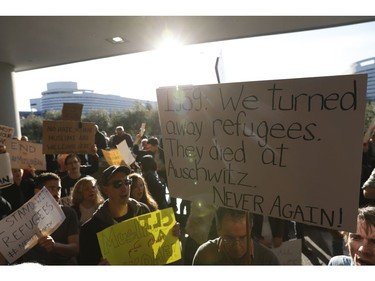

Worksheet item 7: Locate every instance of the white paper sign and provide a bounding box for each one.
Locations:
[117,140,135,166]
[0,187,66,264]
[140,122,146,137]
[156,74,367,232]
[0,153,13,189]
[271,239,302,265]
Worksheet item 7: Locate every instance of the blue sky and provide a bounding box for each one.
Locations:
[13,20,375,111]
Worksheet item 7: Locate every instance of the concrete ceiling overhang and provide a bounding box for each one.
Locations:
[1,16,375,72]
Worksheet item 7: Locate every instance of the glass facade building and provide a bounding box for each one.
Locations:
[351,57,375,101]
[30,81,156,115]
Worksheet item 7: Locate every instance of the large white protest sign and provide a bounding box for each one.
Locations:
[156,74,367,232]
[0,187,65,264]
[6,139,46,171]
[0,153,13,189]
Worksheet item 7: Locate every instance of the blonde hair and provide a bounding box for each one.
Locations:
[71,176,104,207]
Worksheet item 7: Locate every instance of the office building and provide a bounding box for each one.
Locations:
[350,57,375,101]
[30,81,156,115]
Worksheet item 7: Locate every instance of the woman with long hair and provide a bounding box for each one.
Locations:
[129,172,158,211]
[71,175,104,225]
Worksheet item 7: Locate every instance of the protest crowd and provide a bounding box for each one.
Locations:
[0,109,375,266]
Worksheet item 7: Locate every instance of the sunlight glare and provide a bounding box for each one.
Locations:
[156,29,183,51]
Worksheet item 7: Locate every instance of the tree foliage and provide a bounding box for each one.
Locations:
[364,101,375,135]
[21,114,43,142]
[44,110,61,120]
[83,109,110,133]
[21,105,162,142]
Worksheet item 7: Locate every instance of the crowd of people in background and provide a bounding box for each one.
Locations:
[0,125,374,266]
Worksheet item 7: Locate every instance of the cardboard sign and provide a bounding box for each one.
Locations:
[0,124,14,145]
[116,140,135,166]
[7,139,46,170]
[0,153,13,189]
[42,120,96,154]
[97,207,181,265]
[101,148,123,166]
[61,103,83,121]
[156,74,367,232]
[271,239,302,265]
[0,187,66,264]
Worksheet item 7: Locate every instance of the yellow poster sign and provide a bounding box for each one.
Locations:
[97,207,181,265]
[101,148,123,166]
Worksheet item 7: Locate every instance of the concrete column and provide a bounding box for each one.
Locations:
[0,62,20,137]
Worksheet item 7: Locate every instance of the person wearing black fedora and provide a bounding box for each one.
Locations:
[78,165,150,265]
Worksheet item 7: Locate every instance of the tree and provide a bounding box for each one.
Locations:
[83,109,111,133]
[103,104,161,138]
[108,110,130,137]
[124,102,162,137]
[21,114,43,142]
[19,104,162,144]
[364,101,375,134]
[145,108,161,137]
[126,104,151,136]
[44,110,61,120]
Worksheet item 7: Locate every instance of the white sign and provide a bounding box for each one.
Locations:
[0,187,65,264]
[140,122,146,137]
[117,140,135,166]
[156,75,367,232]
[271,239,302,265]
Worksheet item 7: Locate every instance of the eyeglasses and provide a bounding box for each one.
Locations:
[222,235,247,246]
[112,179,132,189]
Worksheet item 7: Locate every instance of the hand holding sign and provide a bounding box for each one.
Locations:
[96,208,181,265]
[0,187,65,264]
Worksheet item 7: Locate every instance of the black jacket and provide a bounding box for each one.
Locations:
[0,195,11,218]
[78,198,150,265]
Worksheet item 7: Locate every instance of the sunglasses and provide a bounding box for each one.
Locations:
[112,179,132,189]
